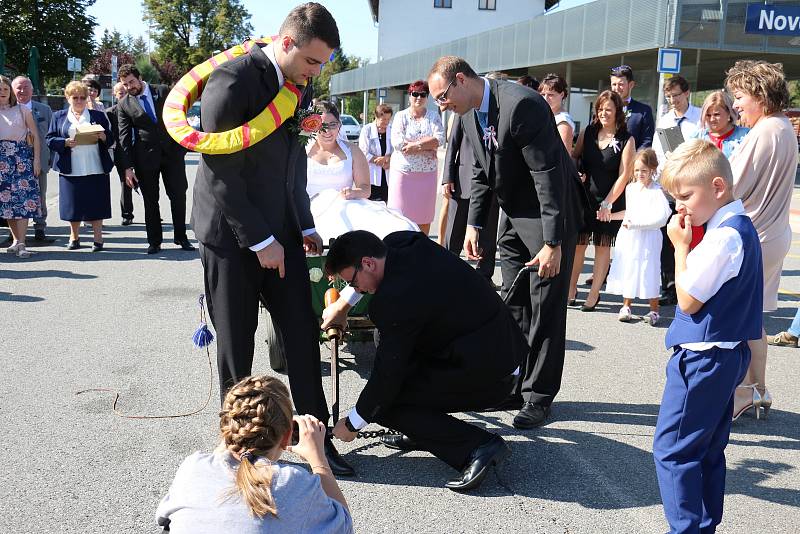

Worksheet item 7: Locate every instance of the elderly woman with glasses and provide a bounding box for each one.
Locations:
[690,90,750,159]
[388,80,445,235]
[46,81,114,251]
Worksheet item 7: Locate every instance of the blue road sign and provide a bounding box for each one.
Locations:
[745,3,800,36]
[657,48,682,74]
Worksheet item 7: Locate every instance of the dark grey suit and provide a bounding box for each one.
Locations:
[192,44,328,420]
[117,84,188,245]
[29,100,52,230]
[106,104,134,220]
[442,114,498,279]
[464,79,583,407]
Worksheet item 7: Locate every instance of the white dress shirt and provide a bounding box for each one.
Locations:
[248,41,316,252]
[63,108,104,177]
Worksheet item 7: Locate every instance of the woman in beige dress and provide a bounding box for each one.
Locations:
[725,60,798,420]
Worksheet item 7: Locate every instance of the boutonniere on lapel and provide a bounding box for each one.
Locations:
[483,125,498,150]
[287,107,325,146]
[624,108,632,120]
[609,137,621,153]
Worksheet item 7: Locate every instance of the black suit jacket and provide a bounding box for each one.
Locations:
[106,104,125,169]
[191,44,314,250]
[625,98,654,149]
[355,231,526,422]
[116,83,187,172]
[464,79,583,248]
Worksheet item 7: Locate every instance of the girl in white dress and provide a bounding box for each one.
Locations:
[606,148,671,325]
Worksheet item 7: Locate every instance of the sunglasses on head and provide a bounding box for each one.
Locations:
[410,91,428,98]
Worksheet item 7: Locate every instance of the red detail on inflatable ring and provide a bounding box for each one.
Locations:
[267,102,281,126]
[165,120,189,128]
[224,49,234,61]
[183,130,204,150]
[209,57,219,68]
[165,102,185,111]
[242,123,251,148]
[284,82,301,99]
[173,86,190,97]
[188,69,203,93]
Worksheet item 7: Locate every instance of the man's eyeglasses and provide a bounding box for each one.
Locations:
[410,91,428,99]
[71,96,87,100]
[348,264,362,291]
[434,79,455,104]
[665,91,685,100]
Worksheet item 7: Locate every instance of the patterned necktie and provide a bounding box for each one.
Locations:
[477,110,488,131]
[140,95,157,123]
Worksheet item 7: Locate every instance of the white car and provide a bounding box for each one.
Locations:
[339,114,361,141]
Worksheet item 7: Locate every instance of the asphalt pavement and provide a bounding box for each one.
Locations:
[1,152,799,533]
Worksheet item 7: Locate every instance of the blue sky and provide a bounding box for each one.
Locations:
[88,0,379,62]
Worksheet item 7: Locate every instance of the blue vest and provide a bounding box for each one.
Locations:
[665,214,763,349]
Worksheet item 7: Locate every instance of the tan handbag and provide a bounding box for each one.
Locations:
[18,106,35,146]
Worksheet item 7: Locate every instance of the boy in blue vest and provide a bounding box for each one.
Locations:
[654,139,762,534]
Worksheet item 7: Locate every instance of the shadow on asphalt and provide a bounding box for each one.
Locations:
[0,290,45,302]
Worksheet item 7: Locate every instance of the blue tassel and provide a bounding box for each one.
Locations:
[192,294,214,348]
[193,323,214,348]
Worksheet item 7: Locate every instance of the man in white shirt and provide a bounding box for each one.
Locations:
[12,76,53,243]
[653,75,701,166]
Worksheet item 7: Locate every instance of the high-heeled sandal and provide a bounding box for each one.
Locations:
[733,384,762,421]
[759,388,772,419]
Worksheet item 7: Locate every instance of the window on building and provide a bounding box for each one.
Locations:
[434,0,452,8]
[478,0,497,10]
[545,0,559,11]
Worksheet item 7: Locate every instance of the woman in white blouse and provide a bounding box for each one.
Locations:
[539,73,575,156]
[357,104,393,202]
[46,81,114,251]
[388,80,445,235]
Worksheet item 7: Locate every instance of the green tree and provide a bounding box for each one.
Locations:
[0,0,97,81]
[97,29,126,54]
[135,55,160,84]
[142,0,253,72]
[313,49,366,101]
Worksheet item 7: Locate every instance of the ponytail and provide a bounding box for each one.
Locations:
[235,455,278,517]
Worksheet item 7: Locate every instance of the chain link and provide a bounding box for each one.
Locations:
[356,428,402,439]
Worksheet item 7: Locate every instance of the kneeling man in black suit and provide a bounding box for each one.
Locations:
[324,230,526,491]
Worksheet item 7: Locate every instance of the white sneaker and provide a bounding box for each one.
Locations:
[644,311,660,326]
[618,306,633,322]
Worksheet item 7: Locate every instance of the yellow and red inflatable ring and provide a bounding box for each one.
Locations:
[163,37,302,155]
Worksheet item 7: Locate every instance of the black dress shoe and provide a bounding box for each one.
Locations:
[147,244,161,255]
[174,238,196,251]
[67,239,81,250]
[33,230,55,243]
[92,242,104,252]
[513,402,551,429]
[445,435,509,492]
[381,434,419,451]
[324,436,355,477]
[121,217,133,226]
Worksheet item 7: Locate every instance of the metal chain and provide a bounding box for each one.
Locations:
[356,428,402,439]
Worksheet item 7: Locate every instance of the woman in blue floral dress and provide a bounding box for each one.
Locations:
[0,75,41,258]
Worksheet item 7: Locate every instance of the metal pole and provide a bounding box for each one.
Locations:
[362,90,369,125]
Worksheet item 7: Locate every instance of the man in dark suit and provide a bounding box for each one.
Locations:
[107,81,134,226]
[117,64,193,253]
[441,114,499,285]
[428,56,583,430]
[325,230,526,492]
[192,3,352,475]
[610,64,655,149]
[12,76,54,243]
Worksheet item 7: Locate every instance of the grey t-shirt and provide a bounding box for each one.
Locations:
[156,451,353,534]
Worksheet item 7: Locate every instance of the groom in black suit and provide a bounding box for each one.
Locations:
[117,64,194,254]
[192,3,353,476]
[428,57,583,430]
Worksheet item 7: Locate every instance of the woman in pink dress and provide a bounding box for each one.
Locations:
[388,80,445,235]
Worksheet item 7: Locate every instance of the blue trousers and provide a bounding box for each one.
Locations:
[787,307,800,338]
[653,344,750,534]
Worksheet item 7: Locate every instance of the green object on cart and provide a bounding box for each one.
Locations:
[306,255,371,317]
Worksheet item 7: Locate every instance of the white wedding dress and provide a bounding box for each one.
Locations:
[306,138,418,244]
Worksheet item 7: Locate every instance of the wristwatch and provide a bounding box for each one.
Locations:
[544,240,562,247]
[600,200,613,210]
[344,416,358,433]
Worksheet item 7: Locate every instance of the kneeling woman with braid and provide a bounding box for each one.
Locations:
[156,375,353,533]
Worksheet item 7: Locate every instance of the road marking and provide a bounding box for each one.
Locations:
[779,289,800,299]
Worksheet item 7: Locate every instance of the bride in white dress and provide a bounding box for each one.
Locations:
[307,101,418,243]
